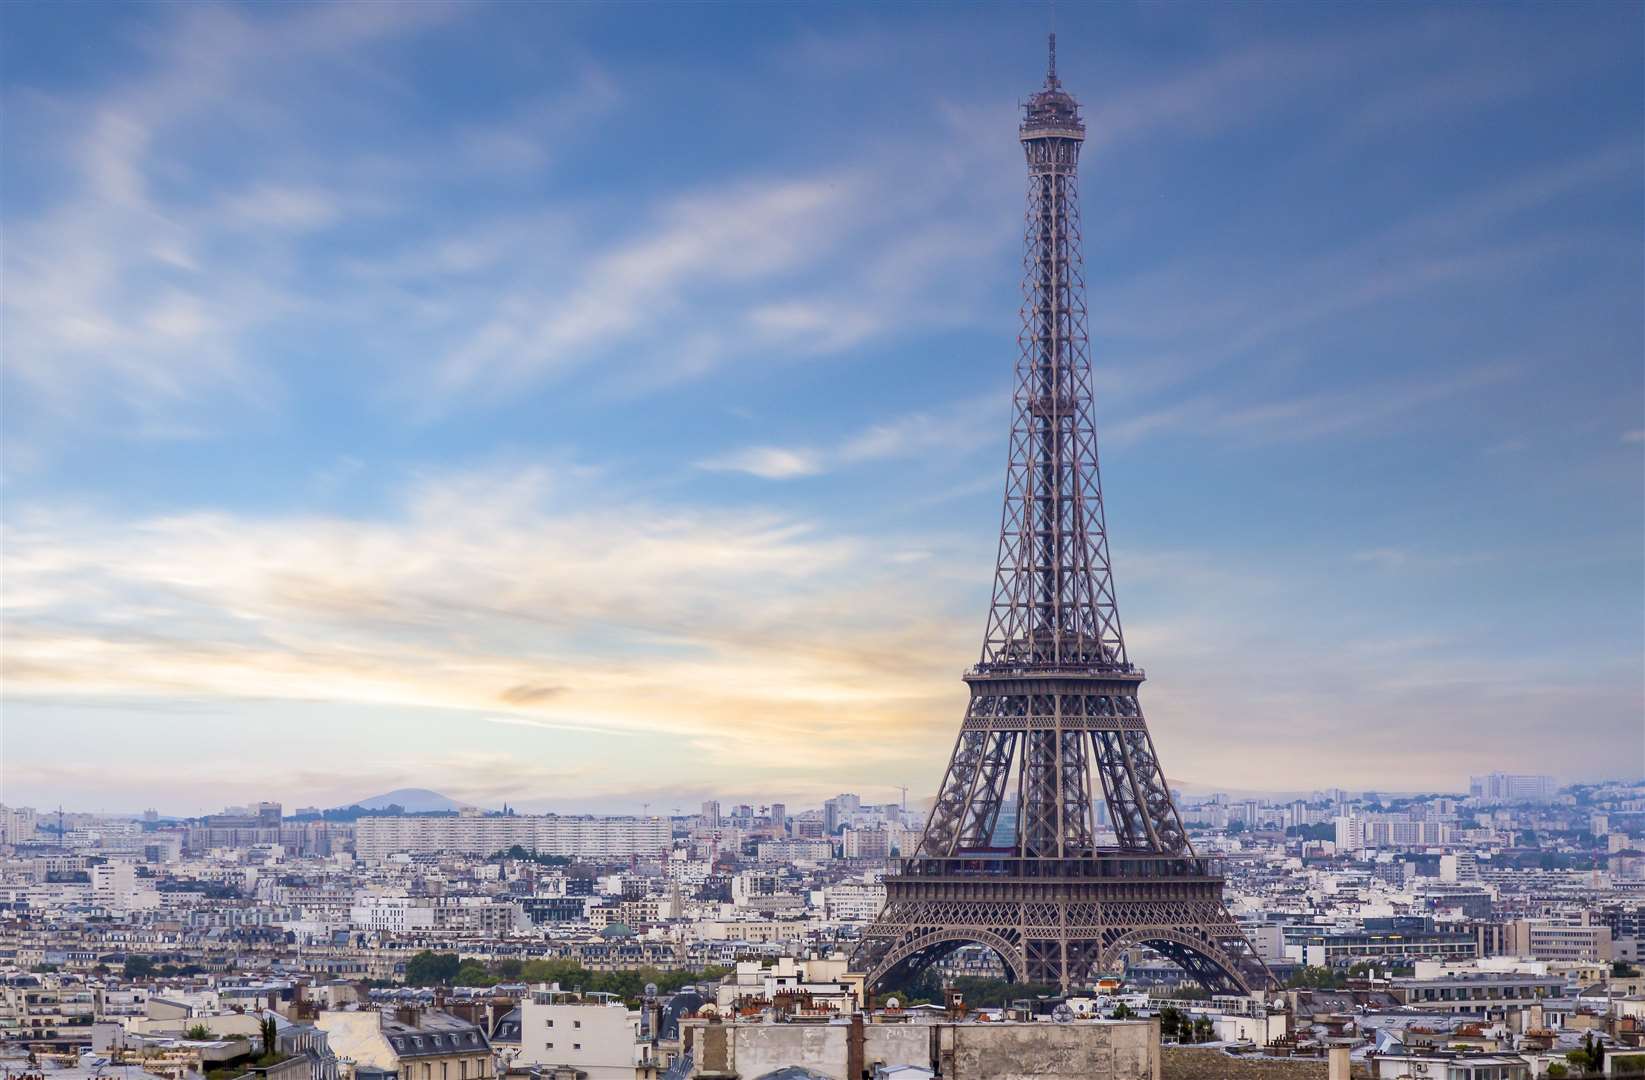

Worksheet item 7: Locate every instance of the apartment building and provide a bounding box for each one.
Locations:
[1390,971,1562,1015]
[1503,914,1614,963]
[353,815,669,861]
[317,1007,491,1080]
[519,990,654,1080]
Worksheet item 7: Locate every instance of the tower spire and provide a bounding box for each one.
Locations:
[1047,32,1058,88]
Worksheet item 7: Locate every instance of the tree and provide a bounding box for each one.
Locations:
[1111,1002,1135,1020]
[258,1016,280,1060]
[1568,1031,1604,1074]
[1285,966,1347,990]
[454,960,495,987]
[1158,1006,1182,1039]
[1193,1017,1214,1043]
[123,955,157,979]
[403,951,460,986]
[184,1025,212,1041]
[1545,1064,1567,1078]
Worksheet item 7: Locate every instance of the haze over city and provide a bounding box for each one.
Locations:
[3,2,1641,817]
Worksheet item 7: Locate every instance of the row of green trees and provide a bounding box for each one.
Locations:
[1282,962,1410,988]
[877,971,1062,1008]
[401,951,727,1005]
[490,845,572,866]
[124,955,208,979]
[1157,1006,1215,1043]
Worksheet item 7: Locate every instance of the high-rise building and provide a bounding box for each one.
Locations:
[823,794,861,835]
[1503,914,1613,963]
[700,801,720,827]
[1469,773,1556,803]
[353,814,670,861]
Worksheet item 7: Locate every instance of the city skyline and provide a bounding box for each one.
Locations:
[3,2,1642,815]
[9,768,1614,823]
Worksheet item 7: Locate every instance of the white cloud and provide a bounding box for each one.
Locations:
[695,446,825,480]
[695,392,1006,482]
[0,464,972,783]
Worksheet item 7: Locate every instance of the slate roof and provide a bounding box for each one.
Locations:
[489,1007,520,1046]
[381,1013,490,1060]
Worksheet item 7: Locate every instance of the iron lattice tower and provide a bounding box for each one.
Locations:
[853,37,1274,996]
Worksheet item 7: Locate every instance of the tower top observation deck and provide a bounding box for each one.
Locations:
[1022,33,1085,140]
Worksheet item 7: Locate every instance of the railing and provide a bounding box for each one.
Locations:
[966,662,1144,679]
[894,854,1222,881]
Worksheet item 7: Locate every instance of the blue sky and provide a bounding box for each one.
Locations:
[2,1,1640,816]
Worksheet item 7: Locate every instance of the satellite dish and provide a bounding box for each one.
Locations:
[884,997,901,1010]
[644,983,658,999]
[1053,1004,1074,1023]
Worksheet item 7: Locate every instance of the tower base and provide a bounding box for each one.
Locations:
[852,857,1272,995]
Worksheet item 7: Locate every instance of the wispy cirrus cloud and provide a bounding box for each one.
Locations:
[696,393,1007,480]
[696,446,826,480]
[1,3,468,428]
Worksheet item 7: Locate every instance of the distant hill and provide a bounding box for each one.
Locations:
[346,788,467,813]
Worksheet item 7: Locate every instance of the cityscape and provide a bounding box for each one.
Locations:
[2,3,1642,1080]
[3,774,1645,1079]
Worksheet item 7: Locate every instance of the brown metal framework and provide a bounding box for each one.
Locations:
[853,37,1274,996]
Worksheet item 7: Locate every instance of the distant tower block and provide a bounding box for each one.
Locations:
[852,37,1274,996]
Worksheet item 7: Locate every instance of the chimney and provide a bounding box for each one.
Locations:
[1328,1046,1350,1080]
[847,1013,865,1079]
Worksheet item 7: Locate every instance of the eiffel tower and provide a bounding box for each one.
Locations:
[852,36,1274,997]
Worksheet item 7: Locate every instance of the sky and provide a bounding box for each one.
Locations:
[1,1,1641,817]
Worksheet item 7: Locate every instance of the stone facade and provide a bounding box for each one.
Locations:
[684,1016,1158,1080]
[1161,1047,1369,1080]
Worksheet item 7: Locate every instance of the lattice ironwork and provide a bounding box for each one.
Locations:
[852,36,1274,997]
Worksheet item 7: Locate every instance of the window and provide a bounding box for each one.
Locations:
[572,1044,580,1051]
[545,1043,553,1050]
[573,1021,581,1029]
[545,1020,553,1027]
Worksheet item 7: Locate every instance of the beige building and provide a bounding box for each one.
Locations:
[1504,914,1613,963]
[353,815,668,862]
[681,1014,1159,1080]
[316,1007,492,1080]
[518,990,657,1080]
